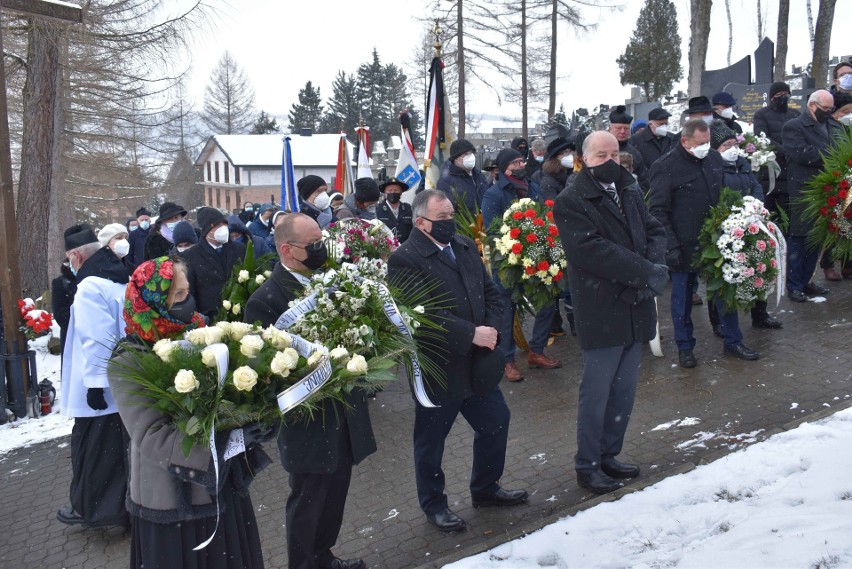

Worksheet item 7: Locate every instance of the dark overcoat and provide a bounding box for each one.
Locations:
[720,155,765,201]
[554,168,667,350]
[183,240,247,320]
[434,161,491,212]
[629,128,678,169]
[376,201,414,242]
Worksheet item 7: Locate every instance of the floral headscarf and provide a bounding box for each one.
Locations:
[124,257,205,342]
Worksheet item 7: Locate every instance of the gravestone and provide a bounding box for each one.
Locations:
[632,102,663,121]
[754,38,775,86]
[724,82,803,123]
[701,55,751,98]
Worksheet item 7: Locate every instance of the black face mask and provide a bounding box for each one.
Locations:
[773,96,789,112]
[589,159,623,185]
[385,193,401,204]
[815,107,832,124]
[426,218,456,244]
[168,295,197,324]
[301,240,328,271]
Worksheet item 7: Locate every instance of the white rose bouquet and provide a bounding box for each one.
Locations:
[217,238,276,323]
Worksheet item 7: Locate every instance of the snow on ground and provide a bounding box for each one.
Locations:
[0,335,72,457]
[446,407,852,569]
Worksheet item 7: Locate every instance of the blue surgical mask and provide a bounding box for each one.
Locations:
[233,235,245,244]
[840,74,852,91]
[139,220,150,231]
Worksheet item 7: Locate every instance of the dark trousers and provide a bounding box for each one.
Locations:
[494,273,557,359]
[671,272,742,349]
[787,236,820,292]
[286,447,353,569]
[710,299,771,325]
[413,387,510,515]
[575,342,641,472]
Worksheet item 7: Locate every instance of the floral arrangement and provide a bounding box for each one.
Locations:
[17,298,53,340]
[802,128,852,261]
[455,199,491,269]
[697,188,784,311]
[218,239,276,322]
[737,131,779,172]
[323,218,399,267]
[488,198,567,313]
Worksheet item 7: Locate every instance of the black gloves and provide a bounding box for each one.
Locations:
[242,423,275,447]
[86,388,108,411]
[647,264,670,295]
[634,288,656,303]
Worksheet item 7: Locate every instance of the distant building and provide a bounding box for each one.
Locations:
[194,132,354,212]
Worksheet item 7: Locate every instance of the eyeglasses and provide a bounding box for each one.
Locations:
[814,103,836,113]
[288,239,323,250]
[510,158,526,166]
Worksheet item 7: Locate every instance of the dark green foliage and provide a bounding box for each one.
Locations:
[251,110,280,134]
[287,81,324,133]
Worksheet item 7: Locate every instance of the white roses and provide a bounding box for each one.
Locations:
[329,346,349,361]
[270,348,300,377]
[345,354,368,374]
[262,325,292,349]
[153,339,175,362]
[239,334,265,358]
[237,270,250,283]
[174,369,199,393]
[232,366,258,391]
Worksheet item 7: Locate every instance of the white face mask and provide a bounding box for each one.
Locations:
[840,74,852,91]
[176,245,193,253]
[560,154,574,169]
[720,146,740,162]
[535,155,544,163]
[654,124,669,137]
[313,192,331,210]
[702,115,714,125]
[128,225,138,232]
[139,220,150,231]
[112,239,130,258]
[839,114,852,126]
[719,107,735,119]
[462,153,477,170]
[690,142,711,159]
[213,225,230,244]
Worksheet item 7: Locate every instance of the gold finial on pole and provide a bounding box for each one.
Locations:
[432,19,442,57]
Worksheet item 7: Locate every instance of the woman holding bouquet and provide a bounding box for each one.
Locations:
[108,257,270,569]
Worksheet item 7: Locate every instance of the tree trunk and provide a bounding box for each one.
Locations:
[756,0,765,43]
[17,18,63,296]
[811,0,837,89]
[47,25,71,288]
[521,0,528,139]
[725,0,732,66]
[687,0,713,97]
[457,0,466,138]
[774,0,790,82]
[806,0,814,51]
[548,0,557,119]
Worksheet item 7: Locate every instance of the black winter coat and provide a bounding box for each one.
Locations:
[144,227,172,261]
[554,167,667,350]
[719,155,764,200]
[376,201,414,243]
[51,264,77,356]
[183,240,246,320]
[388,230,503,403]
[752,104,799,183]
[243,263,376,474]
[629,128,678,169]
[539,169,570,202]
[619,139,650,192]
[782,111,846,236]
[649,144,725,271]
[434,161,490,212]
[127,227,149,269]
[713,112,743,134]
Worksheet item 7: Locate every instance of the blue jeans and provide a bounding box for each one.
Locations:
[787,236,819,292]
[671,272,743,349]
[493,272,557,360]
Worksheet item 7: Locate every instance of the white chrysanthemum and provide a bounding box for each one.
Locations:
[174,369,199,393]
[307,348,327,368]
[508,253,520,265]
[232,366,258,391]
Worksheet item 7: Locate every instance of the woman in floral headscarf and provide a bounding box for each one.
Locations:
[108,257,269,569]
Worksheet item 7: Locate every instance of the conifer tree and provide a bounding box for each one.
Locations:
[320,71,360,134]
[202,51,256,134]
[287,81,323,133]
[616,0,682,101]
[251,111,280,134]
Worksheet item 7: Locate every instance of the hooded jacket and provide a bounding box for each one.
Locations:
[247,204,276,239]
[227,215,272,258]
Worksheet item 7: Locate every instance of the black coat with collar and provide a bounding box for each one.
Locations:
[629,128,678,169]
[243,263,377,474]
[388,229,503,404]
[377,201,414,243]
[183,240,247,320]
[554,167,667,350]
[649,144,725,270]
[782,110,846,236]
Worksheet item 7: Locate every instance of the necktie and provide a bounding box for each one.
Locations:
[441,245,457,266]
[604,184,621,209]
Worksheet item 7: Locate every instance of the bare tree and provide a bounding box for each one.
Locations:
[687,0,713,97]
[202,51,257,135]
[724,0,732,65]
[774,0,790,82]
[756,0,767,43]
[811,0,837,89]
[806,0,815,50]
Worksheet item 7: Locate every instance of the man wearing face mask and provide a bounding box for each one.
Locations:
[127,206,152,269]
[377,177,414,242]
[170,220,199,258]
[337,177,381,221]
[608,106,650,192]
[649,118,759,367]
[631,107,678,170]
[482,148,562,382]
[711,92,743,134]
[525,138,547,179]
[511,137,530,161]
[435,138,490,212]
[831,61,852,95]
[57,223,130,529]
[227,214,273,259]
[297,174,335,228]
[783,89,846,302]
[183,207,247,321]
[244,213,375,569]
[248,203,278,240]
[144,201,187,261]
[677,96,715,135]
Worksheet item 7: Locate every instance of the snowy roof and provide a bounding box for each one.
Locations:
[194,133,354,168]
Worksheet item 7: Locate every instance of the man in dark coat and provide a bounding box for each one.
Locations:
[297,175,335,228]
[630,107,678,169]
[336,178,380,221]
[752,81,799,223]
[227,214,272,258]
[144,201,186,261]
[554,131,668,495]
[649,119,759,368]
[376,177,414,242]
[434,138,491,212]
[51,262,77,358]
[126,207,152,269]
[538,137,575,202]
[389,189,527,532]
[247,203,277,240]
[711,91,744,134]
[244,213,375,569]
[783,89,845,302]
[183,207,246,322]
[609,105,650,192]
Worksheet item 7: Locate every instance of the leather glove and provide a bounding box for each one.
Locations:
[242,422,275,447]
[634,288,655,303]
[665,248,682,270]
[646,264,670,295]
[86,388,108,411]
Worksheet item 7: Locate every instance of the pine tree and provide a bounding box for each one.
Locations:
[616,0,683,101]
[287,81,323,133]
[383,63,422,147]
[251,110,280,134]
[202,51,256,134]
[356,49,392,143]
[320,70,360,134]
[552,103,568,125]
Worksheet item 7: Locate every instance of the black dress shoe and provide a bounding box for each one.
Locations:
[57,506,85,525]
[752,315,783,329]
[678,349,697,368]
[803,282,829,295]
[426,508,466,533]
[711,324,723,338]
[601,458,640,479]
[576,469,621,495]
[472,487,529,508]
[325,559,366,569]
[724,343,759,361]
[788,289,807,302]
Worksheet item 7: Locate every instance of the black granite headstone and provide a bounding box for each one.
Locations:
[754,38,775,86]
[632,102,663,121]
[701,55,752,98]
[723,82,803,123]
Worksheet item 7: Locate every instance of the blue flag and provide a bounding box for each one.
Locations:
[281,136,299,213]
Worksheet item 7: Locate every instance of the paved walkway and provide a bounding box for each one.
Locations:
[2,276,851,569]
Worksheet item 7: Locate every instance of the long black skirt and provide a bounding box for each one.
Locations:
[129,482,264,569]
[70,413,130,527]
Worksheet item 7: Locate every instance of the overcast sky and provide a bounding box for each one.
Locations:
[186,0,852,126]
